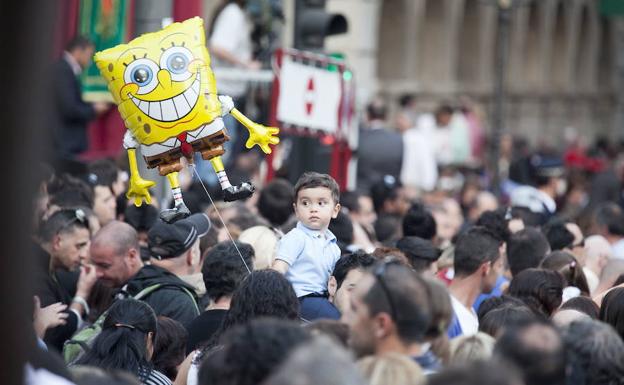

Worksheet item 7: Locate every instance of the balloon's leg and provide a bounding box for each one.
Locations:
[210,156,255,202]
[159,172,191,223]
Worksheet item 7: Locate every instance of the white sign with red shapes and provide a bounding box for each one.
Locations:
[276,56,342,133]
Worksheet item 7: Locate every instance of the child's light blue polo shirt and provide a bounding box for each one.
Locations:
[276,222,341,298]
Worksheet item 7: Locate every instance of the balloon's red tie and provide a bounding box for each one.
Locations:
[177,132,193,157]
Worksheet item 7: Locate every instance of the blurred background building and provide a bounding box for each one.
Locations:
[56,0,623,158]
[322,0,620,145]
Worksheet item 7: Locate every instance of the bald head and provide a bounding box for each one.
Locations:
[90,221,142,287]
[92,221,139,256]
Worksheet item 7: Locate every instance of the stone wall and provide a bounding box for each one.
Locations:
[324,0,617,144]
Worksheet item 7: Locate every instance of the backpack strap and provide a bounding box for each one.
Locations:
[64,339,91,352]
[133,283,163,300]
[133,283,199,314]
[178,286,200,314]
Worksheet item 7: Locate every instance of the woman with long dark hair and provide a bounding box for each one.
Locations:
[174,270,299,385]
[76,299,171,385]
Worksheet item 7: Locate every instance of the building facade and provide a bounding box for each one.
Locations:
[321,0,617,145]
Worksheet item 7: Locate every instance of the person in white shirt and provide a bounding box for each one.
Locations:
[209,0,260,96]
[196,0,261,181]
[401,127,438,193]
[447,226,505,338]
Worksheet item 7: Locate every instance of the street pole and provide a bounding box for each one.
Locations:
[490,0,512,198]
[133,0,173,36]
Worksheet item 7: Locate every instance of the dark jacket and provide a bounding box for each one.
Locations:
[356,126,403,193]
[185,309,228,354]
[51,57,95,158]
[122,265,200,327]
[33,244,80,352]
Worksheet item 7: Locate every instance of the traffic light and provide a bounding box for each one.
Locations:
[294,0,348,51]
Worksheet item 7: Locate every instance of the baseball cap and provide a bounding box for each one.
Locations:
[148,213,211,259]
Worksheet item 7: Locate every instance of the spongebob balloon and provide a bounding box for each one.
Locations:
[95,17,279,222]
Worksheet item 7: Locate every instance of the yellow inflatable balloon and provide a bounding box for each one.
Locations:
[94,17,279,223]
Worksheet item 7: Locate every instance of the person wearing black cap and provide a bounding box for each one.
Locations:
[510,153,566,225]
[148,213,211,302]
[90,217,207,327]
[395,236,441,276]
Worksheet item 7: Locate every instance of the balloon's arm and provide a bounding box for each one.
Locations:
[123,131,156,207]
[218,95,279,155]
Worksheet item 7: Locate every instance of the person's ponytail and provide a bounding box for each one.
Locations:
[76,299,157,380]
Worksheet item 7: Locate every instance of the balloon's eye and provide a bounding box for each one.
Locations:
[132,66,152,85]
[168,54,187,73]
[160,46,194,82]
[123,58,160,95]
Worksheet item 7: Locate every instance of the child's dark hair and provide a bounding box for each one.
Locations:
[294,172,340,203]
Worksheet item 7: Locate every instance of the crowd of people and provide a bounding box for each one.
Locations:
[26,103,624,384]
[31,5,624,383]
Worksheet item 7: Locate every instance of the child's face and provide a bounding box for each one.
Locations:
[294,187,340,231]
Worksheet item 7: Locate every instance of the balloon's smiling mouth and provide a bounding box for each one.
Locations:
[130,74,200,122]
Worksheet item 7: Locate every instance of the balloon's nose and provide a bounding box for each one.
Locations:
[157,69,172,90]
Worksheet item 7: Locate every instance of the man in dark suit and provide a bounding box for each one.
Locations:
[356,98,404,193]
[51,36,108,161]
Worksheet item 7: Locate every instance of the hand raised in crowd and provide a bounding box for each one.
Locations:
[33,296,68,339]
[76,263,98,299]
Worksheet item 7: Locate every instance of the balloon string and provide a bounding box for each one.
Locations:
[189,164,252,274]
[191,164,310,325]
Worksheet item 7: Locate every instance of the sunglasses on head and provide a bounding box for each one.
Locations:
[372,260,400,322]
[58,208,88,234]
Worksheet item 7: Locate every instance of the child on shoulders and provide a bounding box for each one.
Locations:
[272,172,342,321]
